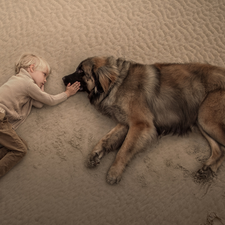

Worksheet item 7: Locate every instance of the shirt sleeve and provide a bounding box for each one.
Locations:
[27,82,68,106]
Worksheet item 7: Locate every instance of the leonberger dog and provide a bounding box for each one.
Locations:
[62,56,225,184]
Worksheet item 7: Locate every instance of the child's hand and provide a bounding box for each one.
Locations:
[41,84,45,91]
[65,82,80,97]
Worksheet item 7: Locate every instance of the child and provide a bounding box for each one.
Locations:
[0,53,80,178]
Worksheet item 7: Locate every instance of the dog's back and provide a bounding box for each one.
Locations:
[143,63,225,135]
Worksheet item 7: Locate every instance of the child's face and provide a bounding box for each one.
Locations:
[29,65,49,88]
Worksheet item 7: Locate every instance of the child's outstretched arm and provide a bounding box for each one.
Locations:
[27,81,80,106]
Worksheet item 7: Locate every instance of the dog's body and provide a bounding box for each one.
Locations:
[63,56,225,184]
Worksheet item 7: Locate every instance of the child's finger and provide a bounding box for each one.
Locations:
[72,83,80,89]
[73,82,80,86]
[73,84,80,90]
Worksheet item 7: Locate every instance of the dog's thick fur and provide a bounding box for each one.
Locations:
[63,56,225,184]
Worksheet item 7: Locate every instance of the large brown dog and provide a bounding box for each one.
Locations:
[63,56,225,184]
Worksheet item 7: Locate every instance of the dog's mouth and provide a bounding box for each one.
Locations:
[62,74,86,91]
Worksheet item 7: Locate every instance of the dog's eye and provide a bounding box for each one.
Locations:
[78,69,83,73]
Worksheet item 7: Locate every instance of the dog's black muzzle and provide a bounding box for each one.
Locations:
[62,72,86,91]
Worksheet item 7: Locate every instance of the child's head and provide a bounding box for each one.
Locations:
[15,53,51,75]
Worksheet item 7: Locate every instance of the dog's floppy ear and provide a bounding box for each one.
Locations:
[94,57,119,93]
[96,67,118,93]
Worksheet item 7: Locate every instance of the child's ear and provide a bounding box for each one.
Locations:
[29,64,35,73]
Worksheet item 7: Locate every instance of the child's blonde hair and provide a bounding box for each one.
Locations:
[15,53,51,75]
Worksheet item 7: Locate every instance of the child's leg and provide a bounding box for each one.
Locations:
[0,113,27,178]
[0,146,8,160]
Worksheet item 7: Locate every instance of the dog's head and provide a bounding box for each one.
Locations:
[62,56,119,97]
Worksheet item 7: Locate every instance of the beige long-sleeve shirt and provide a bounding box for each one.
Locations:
[0,68,67,130]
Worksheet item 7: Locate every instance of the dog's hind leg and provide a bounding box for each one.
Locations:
[196,125,224,180]
[196,91,225,180]
[87,123,128,168]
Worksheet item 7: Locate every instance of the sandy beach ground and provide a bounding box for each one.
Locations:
[0,1,225,224]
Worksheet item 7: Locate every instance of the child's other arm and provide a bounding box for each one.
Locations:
[32,100,44,108]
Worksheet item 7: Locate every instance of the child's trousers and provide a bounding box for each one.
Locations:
[0,112,27,178]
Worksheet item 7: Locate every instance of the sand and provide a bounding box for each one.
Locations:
[0,0,225,224]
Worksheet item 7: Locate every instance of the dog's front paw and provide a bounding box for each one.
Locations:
[194,166,215,183]
[86,152,101,168]
[106,166,122,185]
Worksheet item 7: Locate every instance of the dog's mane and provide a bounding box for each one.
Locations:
[89,59,120,105]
